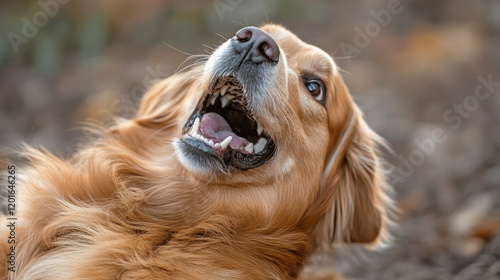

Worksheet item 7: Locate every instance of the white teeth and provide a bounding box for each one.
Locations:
[220,95,234,108]
[214,143,221,149]
[220,96,230,108]
[210,94,218,105]
[219,136,232,150]
[244,143,254,153]
[254,138,267,153]
[190,118,200,135]
[187,117,216,148]
[257,125,264,135]
[220,85,229,96]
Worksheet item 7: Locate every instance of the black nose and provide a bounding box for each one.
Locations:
[231,26,280,64]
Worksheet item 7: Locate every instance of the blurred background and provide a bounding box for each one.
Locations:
[1,0,499,279]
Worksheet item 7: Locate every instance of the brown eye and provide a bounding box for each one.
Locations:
[305,79,326,105]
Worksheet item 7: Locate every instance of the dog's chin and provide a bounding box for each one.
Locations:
[176,76,276,173]
[174,139,229,175]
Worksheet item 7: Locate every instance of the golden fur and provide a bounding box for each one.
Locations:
[1,24,393,280]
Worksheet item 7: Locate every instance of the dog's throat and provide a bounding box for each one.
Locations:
[200,112,248,150]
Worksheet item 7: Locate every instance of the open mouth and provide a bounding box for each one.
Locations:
[180,77,275,170]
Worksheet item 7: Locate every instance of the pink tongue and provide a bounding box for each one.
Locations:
[200,112,248,149]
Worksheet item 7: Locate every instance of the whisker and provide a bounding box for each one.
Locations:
[260,3,270,24]
[175,61,207,76]
[216,33,228,41]
[175,54,206,71]
[202,44,216,51]
[329,47,358,61]
[174,54,209,75]
[163,42,193,56]
[231,21,246,28]
[193,57,209,64]
[331,55,358,61]
[176,72,203,89]
[337,67,352,76]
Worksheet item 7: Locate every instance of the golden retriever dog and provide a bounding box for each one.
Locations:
[1,24,393,279]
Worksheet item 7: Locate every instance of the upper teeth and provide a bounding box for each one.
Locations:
[257,125,264,136]
[209,95,217,105]
[208,82,244,109]
[220,95,235,108]
[220,85,229,96]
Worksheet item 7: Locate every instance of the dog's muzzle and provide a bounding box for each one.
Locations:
[177,27,280,172]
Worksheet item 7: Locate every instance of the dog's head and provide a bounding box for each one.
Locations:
[175,25,348,180]
[135,24,392,248]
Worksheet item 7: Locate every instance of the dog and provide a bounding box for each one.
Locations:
[1,24,393,279]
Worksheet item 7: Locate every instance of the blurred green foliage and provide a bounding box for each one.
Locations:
[0,0,324,77]
[0,3,109,77]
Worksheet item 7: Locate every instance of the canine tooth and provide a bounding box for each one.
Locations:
[220,95,234,108]
[254,138,267,153]
[220,85,229,96]
[190,118,200,135]
[219,136,232,150]
[244,143,254,153]
[210,94,218,106]
[220,97,229,108]
[257,125,264,135]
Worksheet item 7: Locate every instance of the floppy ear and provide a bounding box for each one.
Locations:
[134,67,203,129]
[313,113,393,248]
[107,67,202,146]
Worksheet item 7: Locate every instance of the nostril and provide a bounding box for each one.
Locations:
[232,26,280,64]
[259,42,269,53]
[257,41,279,62]
[235,29,252,43]
[258,43,273,61]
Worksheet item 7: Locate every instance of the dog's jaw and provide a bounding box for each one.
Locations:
[173,75,277,174]
[174,29,286,175]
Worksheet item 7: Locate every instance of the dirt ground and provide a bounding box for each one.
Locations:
[1,1,499,279]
